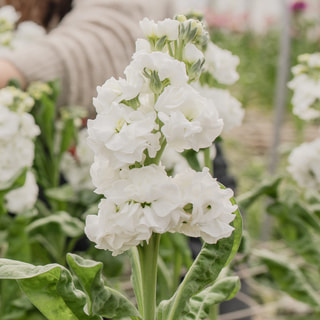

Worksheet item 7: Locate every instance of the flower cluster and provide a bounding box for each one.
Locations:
[287,52,320,192]
[287,138,320,191]
[0,86,40,213]
[0,5,45,51]
[85,15,238,256]
[288,53,320,120]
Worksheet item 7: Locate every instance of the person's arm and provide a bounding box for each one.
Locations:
[0,59,26,88]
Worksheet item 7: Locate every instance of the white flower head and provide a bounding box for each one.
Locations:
[287,138,320,190]
[125,51,188,94]
[155,84,223,152]
[204,42,240,85]
[87,103,160,167]
[140,17,179,41]
[173,168,237,243]
[288,74,320,121]
[85,198,152,256]
[194,84,244,132]
[93,77,142,114]
[107,164,186,233]
[12,21,46,48]
[5,171,38,214]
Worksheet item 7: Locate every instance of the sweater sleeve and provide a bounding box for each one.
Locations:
[0,0,176,116]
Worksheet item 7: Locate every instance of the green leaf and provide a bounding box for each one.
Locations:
[44,185,78,203]
[0,259,101,320]
[0,167,27,193]
[27,211,84,238]
[157,208,242,320]
[59,118,76,156]
[67,253,141,319]
[183,276,241,319]
[237,176,282,209]
[255,250,320,309]
[181,150,201,172]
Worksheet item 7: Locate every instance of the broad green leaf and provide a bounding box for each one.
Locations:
[181,149,201,172]
[67,253,140,319]
[183,276,241,320]
[255,250,320,309]
[157,208,242,320]
[0,259,101,320]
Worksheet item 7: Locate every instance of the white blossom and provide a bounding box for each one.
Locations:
[173,168,237,243]
[194,84,244,132]
[125,51,188,91]
[155,84,223,152]
[93,77,142,114]
[5,171,38,214]
[287,138,320,190]
[204,42,240,85]
[107,165,186,233]
[85,198,153,256]
[12,21,46,48]
[139,17,179,41]
[87,103,160,167]
[288,74,320,120]
[61,128,94,191]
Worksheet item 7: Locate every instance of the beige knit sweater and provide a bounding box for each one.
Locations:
[0,0,176,116]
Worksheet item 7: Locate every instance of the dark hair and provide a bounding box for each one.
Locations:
[4,0,73,29]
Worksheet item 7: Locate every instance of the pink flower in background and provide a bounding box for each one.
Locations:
[290,1,307,13]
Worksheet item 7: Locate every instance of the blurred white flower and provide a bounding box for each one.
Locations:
[155,84,223,152]
[194,84,244,132]
[204,42,240,85]
[287,138,320,190]
[173,168,237,243]
[5,171,38,214]
[288,74,320,120]
[0,5,20,25]
[61,128,94,191]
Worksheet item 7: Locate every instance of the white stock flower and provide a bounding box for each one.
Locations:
[61,128,94,191]
[155,84,223,152]
[93,77,142,114]
[125,51,188,91]
[204,42,240,85]
[173,168,237,243]
[183,43,204,64]
[0,104,20,140]
[161,146,190,175]
[287,138,320,190]
[288,74,320,120]
[87,103,160,167]
[5,171,38,214]
[85,198,152,256]
[194,84,244,132]
[107,165,185,233]
[139,17,179,41]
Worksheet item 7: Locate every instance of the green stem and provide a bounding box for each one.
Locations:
[209,304,218,320]
[203,147,213,175]
[137,233,161,320]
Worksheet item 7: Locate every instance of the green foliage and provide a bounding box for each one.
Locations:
[0,254,140,320]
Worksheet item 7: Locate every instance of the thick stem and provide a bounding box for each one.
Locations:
[203,147,213,175]
[137,233,161,320]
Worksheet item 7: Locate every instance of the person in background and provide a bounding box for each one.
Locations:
[0,0,175,116]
